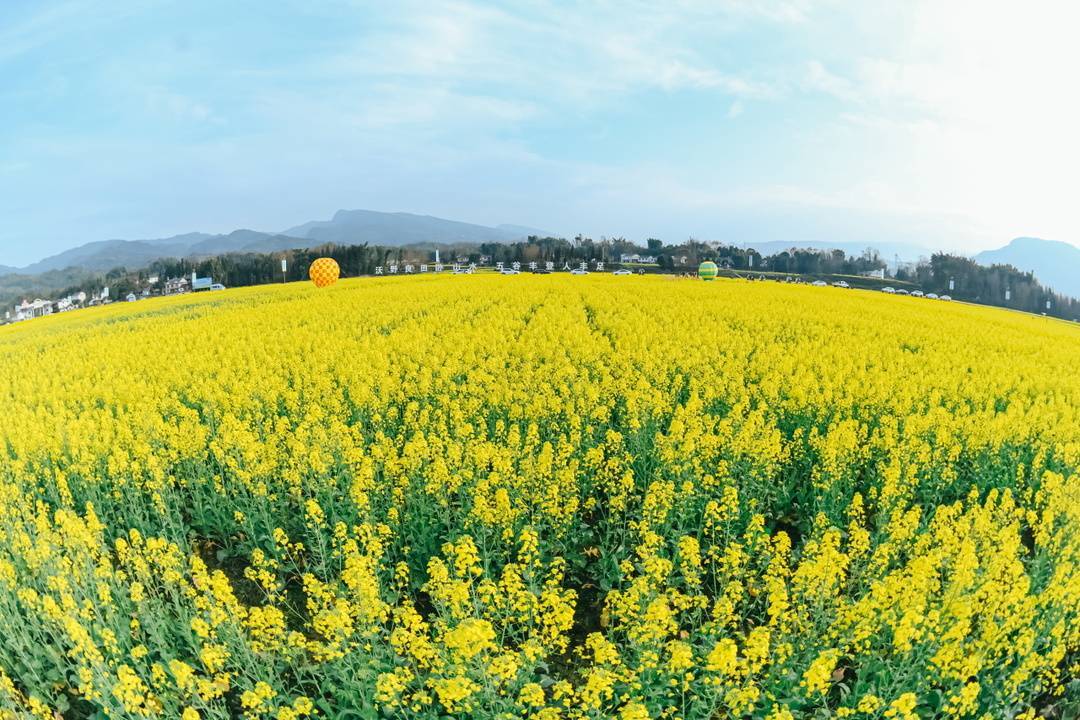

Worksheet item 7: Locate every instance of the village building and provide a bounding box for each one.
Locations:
[13,298,54,322]
[164,277,190,295]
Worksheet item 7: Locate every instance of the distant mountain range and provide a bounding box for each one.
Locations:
[1,210,549,277]
[2,213,1077,299]
[974,237,1080,299]
[283,209,544,247]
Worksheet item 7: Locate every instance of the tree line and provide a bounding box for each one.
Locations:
[7,238,1078,323]
[910,253,1078,319]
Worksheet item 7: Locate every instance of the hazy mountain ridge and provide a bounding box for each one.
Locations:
[12,236,286,275]
[3,210,550,276]
[974,237,1080,299]
[282,210,544,246]
[495,223,550,237]
[3,214,1076,301]
[0,267,99,309]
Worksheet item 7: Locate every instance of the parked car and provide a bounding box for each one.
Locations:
[210,283,226,291]
[570,269,589,275]
[926,292,939,299]
[911,290,925,297]
[811,280,828,287]
[499,268,520,275]
[939,295,952,301]
[612,269,633,275]
[896,289,910,295]
[833,280,850,288]
[882,286,896,294]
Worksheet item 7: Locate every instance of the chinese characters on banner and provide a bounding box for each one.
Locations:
[372,259,611,275]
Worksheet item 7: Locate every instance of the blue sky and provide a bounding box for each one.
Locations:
[2,0,1079,267]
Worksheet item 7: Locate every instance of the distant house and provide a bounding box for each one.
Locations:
[54,290,88,313]
[164,277,190,295]
[13,299,53,322]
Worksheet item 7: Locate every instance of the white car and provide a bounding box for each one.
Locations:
[882,286,896,294]
[896,289,910,295]
[939,295,952,301]
[570,269,589,275]
[911,290,925,297]
[833,280,850,288]
[612,269,633,275]
[926,293,939,299]
[210,283,226,291]
[499,268,520,275]
[811,280,828,287]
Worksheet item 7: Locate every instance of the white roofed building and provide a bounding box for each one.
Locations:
[13,299,54,322]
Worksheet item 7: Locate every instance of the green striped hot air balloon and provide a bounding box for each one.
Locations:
[698,261,718,281]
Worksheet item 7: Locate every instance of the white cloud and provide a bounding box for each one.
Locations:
[598,35,773,97]
[803,60,857,101]
[319,0,778,115]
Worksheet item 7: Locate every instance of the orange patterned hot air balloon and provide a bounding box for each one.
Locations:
[309,258,340,288]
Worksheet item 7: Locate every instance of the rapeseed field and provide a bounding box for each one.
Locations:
[0,275,1076,719]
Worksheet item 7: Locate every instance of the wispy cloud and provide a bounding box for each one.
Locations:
[318,0,779,113]
[802,60,857,101]
[598,34,774,97]
[0,1,161,64]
